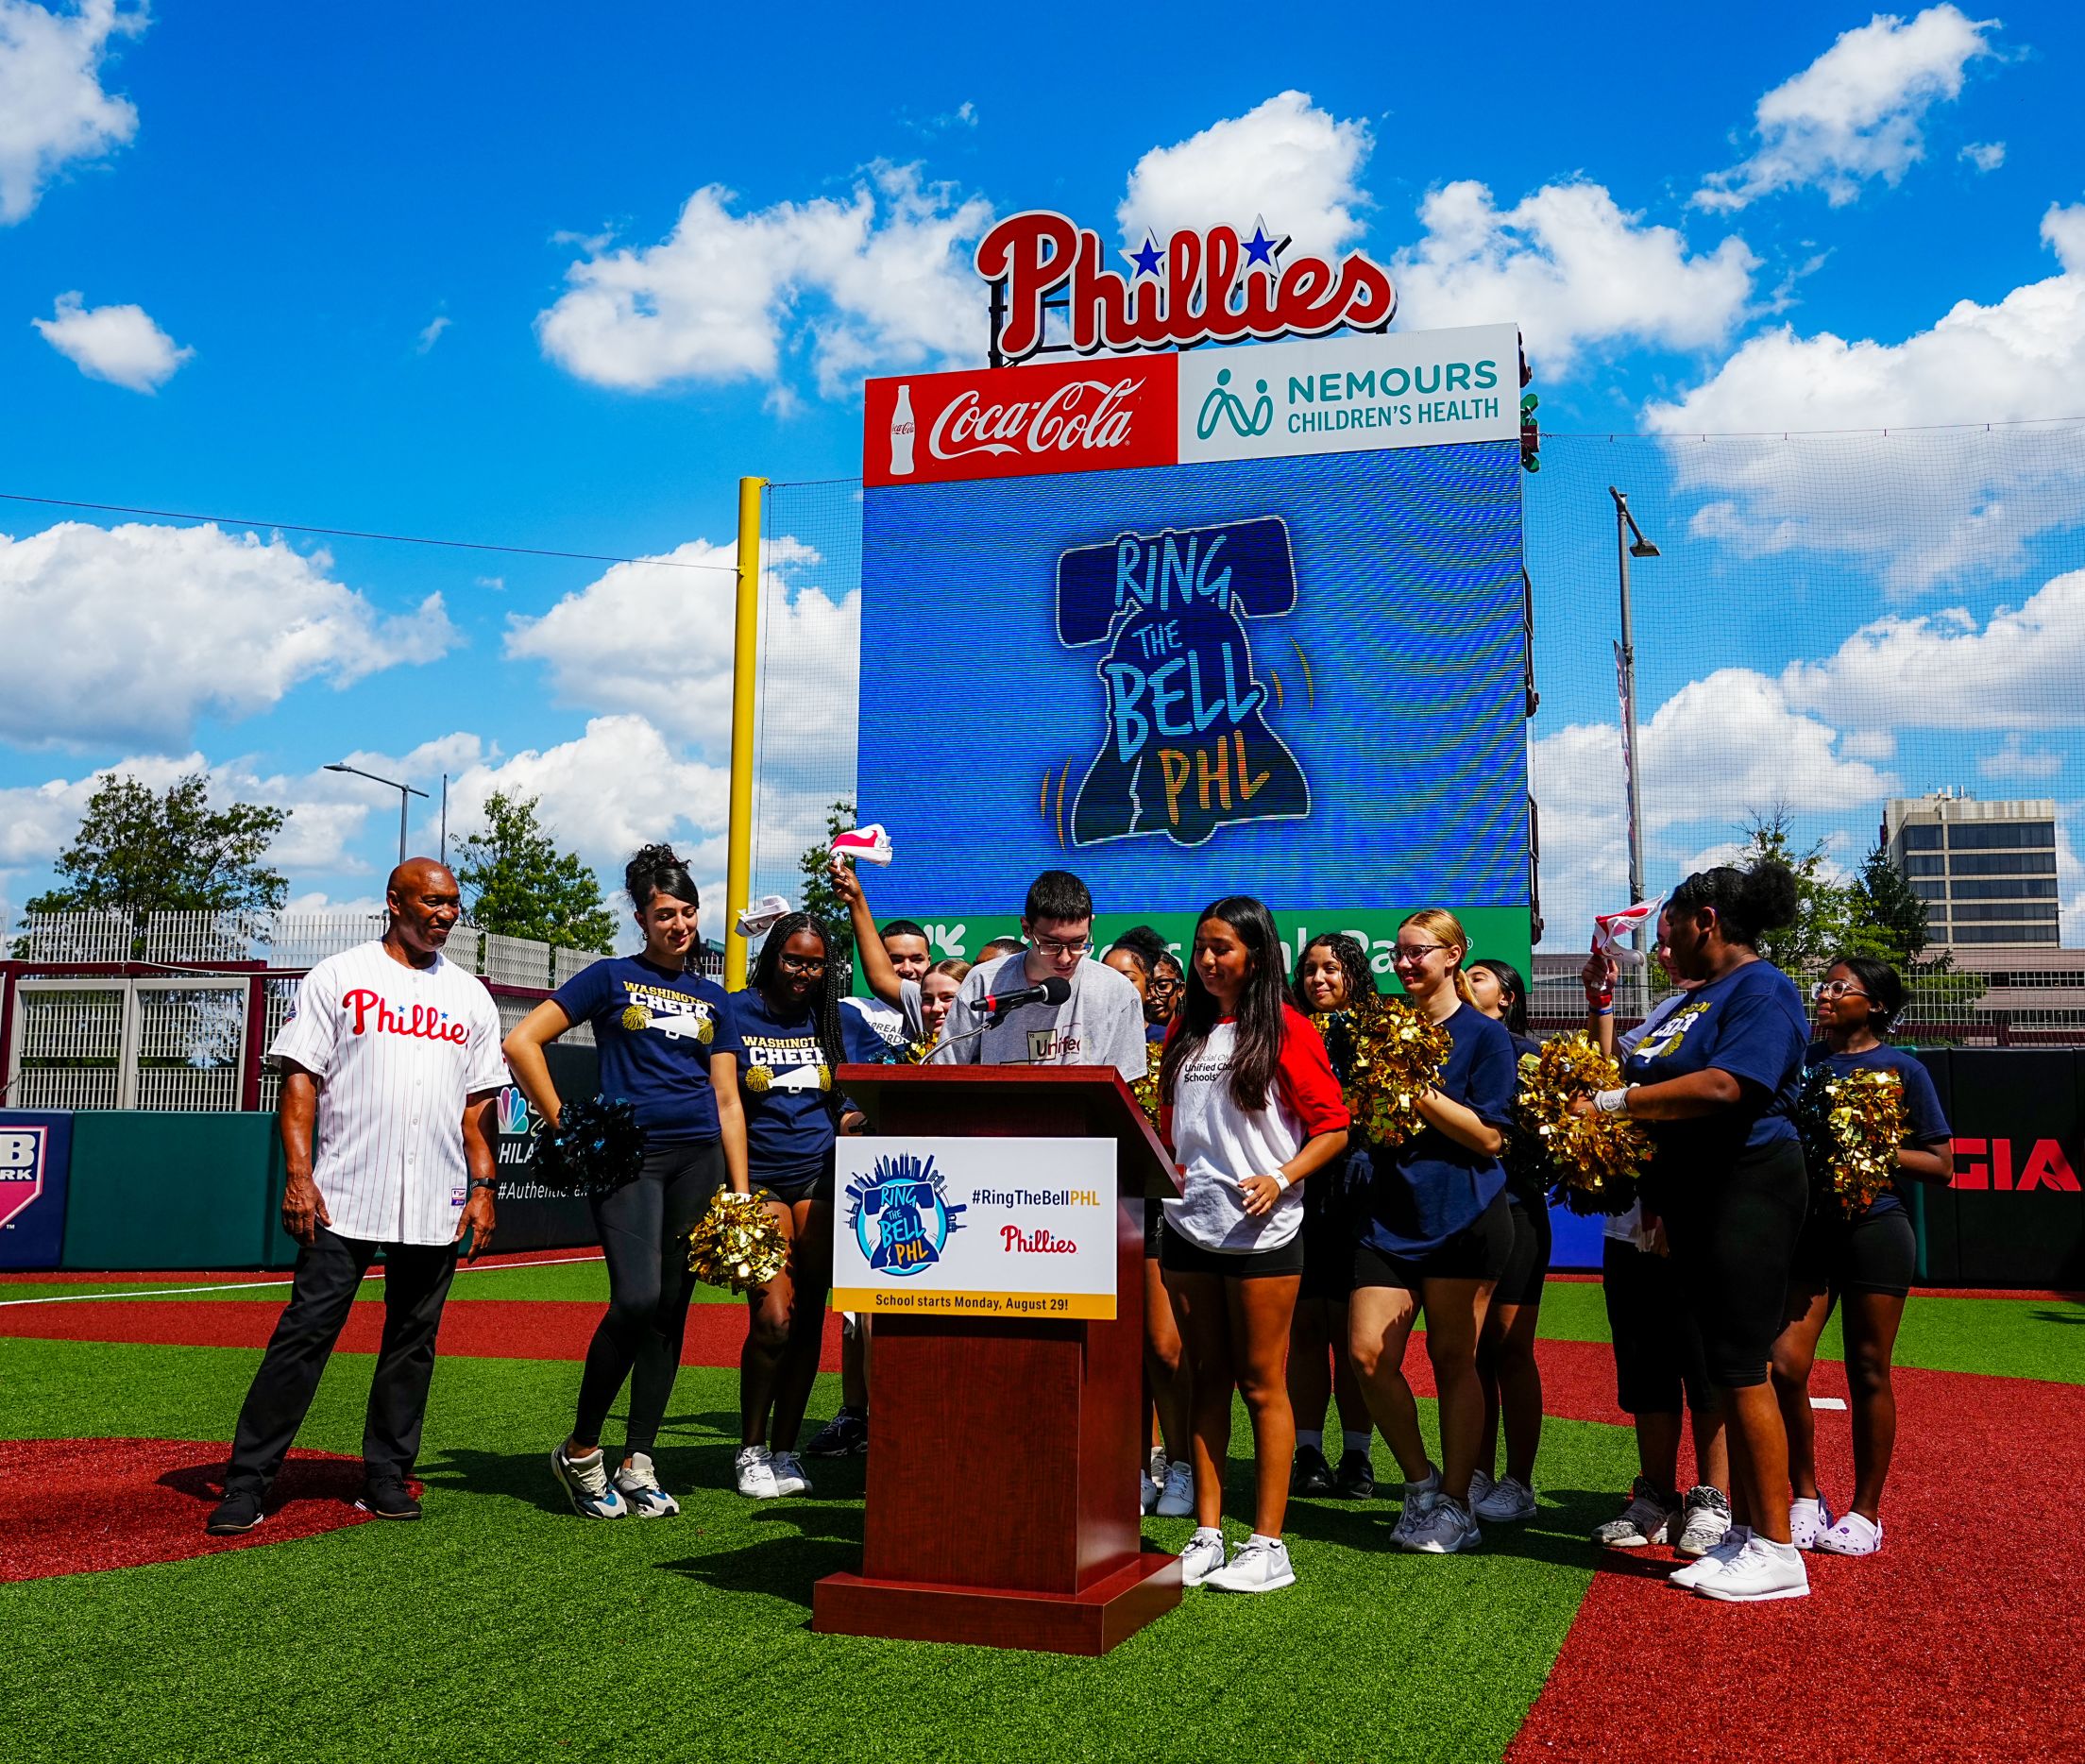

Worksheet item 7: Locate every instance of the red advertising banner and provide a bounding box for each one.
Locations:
[863,355,1178,489]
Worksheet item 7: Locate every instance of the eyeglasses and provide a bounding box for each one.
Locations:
[778,955,828,975]
[1148,975,1183,992]
[1391,942,1447,963]
[1030,936,1093,958]
[1812,979,1869,1001]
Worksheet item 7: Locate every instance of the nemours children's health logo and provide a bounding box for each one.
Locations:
[1057,515,1311,848]
[846,1152,968,1279]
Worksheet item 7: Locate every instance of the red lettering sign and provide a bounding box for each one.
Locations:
[864,354,1178,489]
[999,1223,1078,1254]
[1949,1137,2082,1193]
[975,211,1398,364]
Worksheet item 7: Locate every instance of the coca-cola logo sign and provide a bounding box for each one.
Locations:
[865,356,1177,488]
[975,210,1398,364]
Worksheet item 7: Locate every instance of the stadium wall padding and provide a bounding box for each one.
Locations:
[60,1111,288,1271]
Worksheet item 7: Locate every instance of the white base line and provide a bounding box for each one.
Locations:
[1809,1396,1849,1410]
[0,1251,607,1310]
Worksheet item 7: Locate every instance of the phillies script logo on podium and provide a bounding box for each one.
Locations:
[975,211,1398,363]
[865,355,1177,488]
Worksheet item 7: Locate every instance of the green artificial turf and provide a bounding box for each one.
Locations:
[2,1334,1629,1764]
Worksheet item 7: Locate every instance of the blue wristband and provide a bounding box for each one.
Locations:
[1593,1005,1614,1016]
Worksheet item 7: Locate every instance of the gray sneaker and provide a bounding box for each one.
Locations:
[1675,1484,1731,1558]
[1592,1475,1676,1548]
[1399,1495,1483,1554]
[1474,1473,1537,1524]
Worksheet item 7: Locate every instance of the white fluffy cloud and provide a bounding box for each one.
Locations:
[32,290,191,390]
[0,522,459,748]
[1648,205,2085,588]
[1391,180,1757,375]
[1117,90,1371,260]
[0,0,143,224]
[1959,140,2005,173]
[1696,5,2000,211]
[537,162,991,399]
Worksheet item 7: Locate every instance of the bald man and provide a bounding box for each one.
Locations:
[208,860,508,1534]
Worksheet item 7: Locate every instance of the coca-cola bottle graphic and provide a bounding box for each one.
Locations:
[889,383,916,477]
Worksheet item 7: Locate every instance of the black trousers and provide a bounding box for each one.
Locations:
[224,1226,458,1495]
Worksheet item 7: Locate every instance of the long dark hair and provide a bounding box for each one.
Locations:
[1291,932,1376,1015]
[1161,895,1288,1113]
[1468,958,1530,1034]
[749,911,849,1105]
[625,842,698,914]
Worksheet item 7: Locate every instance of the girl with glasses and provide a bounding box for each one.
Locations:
[1348,909,1517,1555]
[1771,955,1951,1559]
[725,911,886,1500]
[1161,896,1349,1593]
[506,844,749,1522]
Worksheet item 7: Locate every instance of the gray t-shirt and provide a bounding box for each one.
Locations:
[934,952,1147,1080]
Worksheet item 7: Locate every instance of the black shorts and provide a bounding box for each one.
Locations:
[1298,1187,1356,1301]
[1602,1235,1714,1416]
[1352,1192,1513,1291]
[1144,1196,1163,1258]
[1658,1137,1809,1389]
[1791,1201,1915,1299]
[759,1149,835,1206]
[1495,1196,1552,1309]
[1159,1218,1305,1279]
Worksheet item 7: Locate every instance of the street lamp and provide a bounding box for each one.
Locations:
[1609,487,1659,1016]
[325,763,429,866]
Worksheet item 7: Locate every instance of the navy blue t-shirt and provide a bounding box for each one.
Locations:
[1361,1003,1515,1257]
[1622,958,1806,1164]
[1805,1041,1951,1217]
[1501,1029,1547,1207]
[551,956,742,1143]
[729,988,889,1179]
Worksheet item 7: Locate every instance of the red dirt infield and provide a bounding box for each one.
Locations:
[0,1438,381,1583]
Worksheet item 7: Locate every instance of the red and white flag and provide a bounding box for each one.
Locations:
[1594,897,1663,966]
[830,823,893,867]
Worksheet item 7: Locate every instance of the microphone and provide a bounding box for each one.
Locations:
[975,975,1071,1024]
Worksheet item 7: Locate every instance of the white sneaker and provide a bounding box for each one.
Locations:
[1814,1511,1883,1556]
[1400,1496,1483,1554]
[769,1450,812,1497]
[1155,1459,1195,1518]
[1670,1524,1752,1589]
[613,1451,679,1518]
[1178,1529,1227,1587]
[1693,1535,1810,1603]
[550,1443,627,1520]
[1467,1468,1496,1509]
[735,1444,780,1500]
[1593,1476,1676,1548]
[1474,1474,1536,1524]
[1205,1535,1296,1593]
[1674,1485,1732,1558]
[1789,1496,1833,1550]
[1140,1466,1161,1513]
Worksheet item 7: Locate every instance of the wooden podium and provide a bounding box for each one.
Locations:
[811,1064,1183,1654]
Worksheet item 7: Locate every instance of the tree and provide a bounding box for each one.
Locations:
[798,798,857,975]
[1732,806,1865,974]
[26,772,287,927]
[453,792,614,951]
[1849,840,1931,970]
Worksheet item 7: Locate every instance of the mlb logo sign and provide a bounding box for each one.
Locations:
[0,1128,47,1230]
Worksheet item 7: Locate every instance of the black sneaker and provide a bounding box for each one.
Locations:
[803,1408,869,1458]
[206,1490,265,1535]
[358,1478,422,1521]
[1335,1448,1376,1501]
[1290,1444,1335,1496]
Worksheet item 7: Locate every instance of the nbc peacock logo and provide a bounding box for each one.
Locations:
[496,1086,534,1137]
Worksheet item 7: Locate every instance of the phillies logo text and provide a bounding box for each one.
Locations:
[342,990,469,1044]
[976,211,1397,364]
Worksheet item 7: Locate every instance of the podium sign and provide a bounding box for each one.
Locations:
[832,1136,1118,1320]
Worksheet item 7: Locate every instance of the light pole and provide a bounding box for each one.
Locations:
[325,763,429,867]
[1609,487,1659,1016]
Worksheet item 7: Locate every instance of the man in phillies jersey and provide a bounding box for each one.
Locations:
[207,858,506,1534]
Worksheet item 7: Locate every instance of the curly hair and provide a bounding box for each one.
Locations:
[1291,932,1377,1014]
[749,911,850,1111]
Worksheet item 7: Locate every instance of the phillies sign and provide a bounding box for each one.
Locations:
[975,211,1398,363]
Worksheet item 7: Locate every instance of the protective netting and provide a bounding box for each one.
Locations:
[754,421,2085,1038]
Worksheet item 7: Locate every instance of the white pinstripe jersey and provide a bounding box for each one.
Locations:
[269,941,508,1247]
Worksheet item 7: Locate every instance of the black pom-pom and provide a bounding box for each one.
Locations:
[531,1094,646,1196]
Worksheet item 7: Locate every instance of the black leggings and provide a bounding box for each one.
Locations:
[1657,1138,1808,1389]
[574,1139,725,1456]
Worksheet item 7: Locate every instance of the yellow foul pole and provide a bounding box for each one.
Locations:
[723,475,767,991]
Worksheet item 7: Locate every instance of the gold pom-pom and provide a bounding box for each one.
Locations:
[743,1064,772,1094]
[619,1004,651,1032]
[902,1037,938,1065]
[1800,1066,1907,1216]
[1513,1033,1655,1214]
[1314,997,1451,1148]
[1127,1064,1161,1129]
[687,1189,790,1292]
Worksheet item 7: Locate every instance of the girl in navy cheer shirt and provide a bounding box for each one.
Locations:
[1771,955,1951,1559]
[1161,896,1348,1594]
[1348,908,1517,1556]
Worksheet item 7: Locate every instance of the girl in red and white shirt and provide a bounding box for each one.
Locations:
[1159,894,1349,1594]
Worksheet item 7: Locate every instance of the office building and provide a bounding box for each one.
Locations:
[1882,790,2060,949]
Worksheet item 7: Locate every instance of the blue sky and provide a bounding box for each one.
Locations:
[3,1,2083,946]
